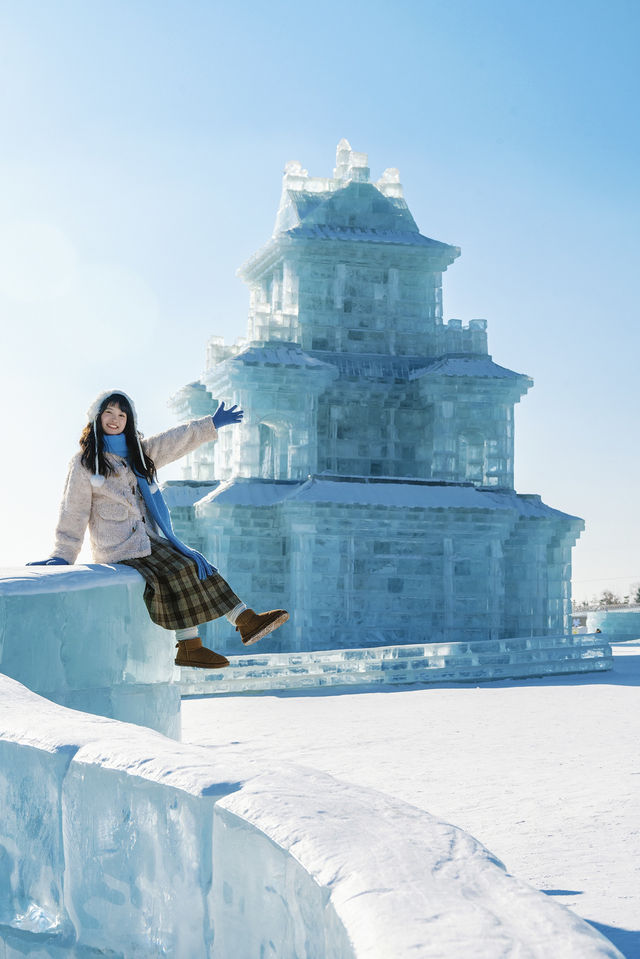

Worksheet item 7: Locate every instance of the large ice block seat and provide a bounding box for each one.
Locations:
[0,565,180,738]
[0,673,623,959]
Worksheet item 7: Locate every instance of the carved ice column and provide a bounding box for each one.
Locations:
[431,400,457,482]
[442,537,455,641]
[488,537,506,640]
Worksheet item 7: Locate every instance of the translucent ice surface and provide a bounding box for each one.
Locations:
[167,141,585,659]
[0,565,180,737]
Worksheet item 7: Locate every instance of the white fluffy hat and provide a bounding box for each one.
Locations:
[87,389,148,488]
[86,388,140,426]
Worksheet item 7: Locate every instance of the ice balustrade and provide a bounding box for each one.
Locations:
[179,634,613,697]
[0,672,623,959]
[0,566,180,738]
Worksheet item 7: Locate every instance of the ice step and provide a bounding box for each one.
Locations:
[179,635,613,697]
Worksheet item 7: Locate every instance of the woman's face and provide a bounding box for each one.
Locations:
[101,403,127,435]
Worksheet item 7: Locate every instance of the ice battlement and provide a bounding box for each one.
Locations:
[201,313,490,377]
[269,138,421,241]
[279,139,404,204]
[439,317,488,354]
[198,317,491,392]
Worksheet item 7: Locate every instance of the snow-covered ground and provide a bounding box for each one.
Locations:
[183,645,640,959]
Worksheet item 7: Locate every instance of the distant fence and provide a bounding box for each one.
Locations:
[574,604,640,614]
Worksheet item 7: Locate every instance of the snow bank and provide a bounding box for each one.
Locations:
[0,565,180,737]
[0,674,623,958]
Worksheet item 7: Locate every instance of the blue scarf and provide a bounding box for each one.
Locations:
[102,434,216,580]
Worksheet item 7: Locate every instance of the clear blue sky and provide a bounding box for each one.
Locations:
[1,0,638,603]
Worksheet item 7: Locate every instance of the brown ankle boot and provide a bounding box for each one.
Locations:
[174,636,229,669]
[235,608,289,646]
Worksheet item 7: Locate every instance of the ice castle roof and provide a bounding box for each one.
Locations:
[285,189,334,222]
[409,355,529,380]
[227,344,337,370]
[197,479,301,508]
[307,350,528,382]
[481,490,584,523]
[284,224,448,247]
[161,481,220,508]
[240,169,459,278]
[279,181,421,235]
[278,181,457,255]
[210,345,527,381]
[194,476,578,520]
[287,477,507,509]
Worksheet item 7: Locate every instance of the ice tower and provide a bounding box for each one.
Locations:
[167,140,584,655]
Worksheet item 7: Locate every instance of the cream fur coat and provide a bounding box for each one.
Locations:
[50,416,217,565]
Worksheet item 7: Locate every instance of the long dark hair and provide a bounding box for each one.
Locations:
[80,392,156,483]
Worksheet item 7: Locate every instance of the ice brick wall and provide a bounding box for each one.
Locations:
[0,674,623,959]
[192,478,583,656]
[0,566,180,737]
[201,345,338,483]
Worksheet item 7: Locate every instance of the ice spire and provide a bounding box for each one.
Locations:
[333,138,370,183]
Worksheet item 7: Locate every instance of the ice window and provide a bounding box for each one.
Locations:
[259,424,276,479]
[459,433,485,484]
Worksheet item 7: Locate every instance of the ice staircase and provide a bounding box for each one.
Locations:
[179,633,612,696]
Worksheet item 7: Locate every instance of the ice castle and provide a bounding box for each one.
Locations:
[167,140,584,656]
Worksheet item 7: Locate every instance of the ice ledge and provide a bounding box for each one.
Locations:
[193,475,583,520]
[0,562,143,595]
[0,674,623,959]
[0,565,180,737]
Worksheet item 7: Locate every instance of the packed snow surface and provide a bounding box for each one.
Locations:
[183,646,640,959]
[1,672,621,958]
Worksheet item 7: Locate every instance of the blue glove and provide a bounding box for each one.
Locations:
[26,557,70,566]
[212,401,244,429]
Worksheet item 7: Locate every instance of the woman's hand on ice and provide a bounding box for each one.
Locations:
[26,558,70,566]
[212,402,244,429]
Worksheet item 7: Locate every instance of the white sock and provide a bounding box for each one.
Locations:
[225,602,248,626]
[175,626,199,641]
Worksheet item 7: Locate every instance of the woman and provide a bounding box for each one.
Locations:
[28,389,288,668]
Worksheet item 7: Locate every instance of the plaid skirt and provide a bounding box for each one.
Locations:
[120,538,241,630]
